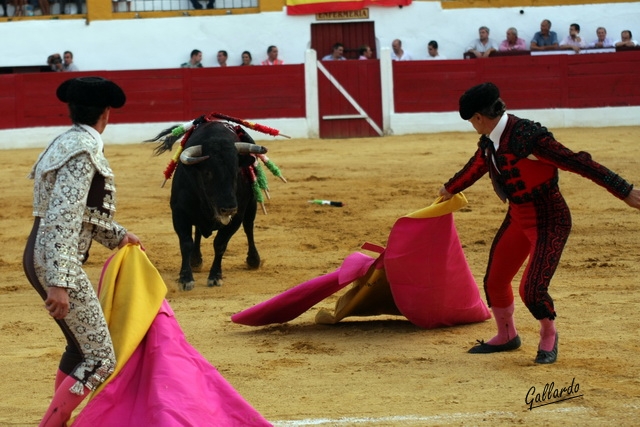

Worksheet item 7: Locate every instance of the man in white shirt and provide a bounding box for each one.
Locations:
[63,51,79,72]
[615,30,639,48]
[559,23,587,52]
[391,39,413,61]
[466,26,499,58]
[589,27,615,48]
[426,40,446,60]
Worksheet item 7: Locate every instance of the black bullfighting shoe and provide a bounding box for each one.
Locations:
[535,333,558,364]
[468,335,521,354]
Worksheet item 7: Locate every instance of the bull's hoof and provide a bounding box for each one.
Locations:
[180,280,195,291]
[207,278,223,287]
[246,255,261,269]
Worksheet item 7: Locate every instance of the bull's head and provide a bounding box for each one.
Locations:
[180,143,268,165]
[179,142,268,225]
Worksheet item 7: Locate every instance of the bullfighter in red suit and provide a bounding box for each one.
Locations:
[439,82,640,364]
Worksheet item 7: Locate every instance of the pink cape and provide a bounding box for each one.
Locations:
[232,195,490,329]
[231,251,378,326]
[72,245,271,427]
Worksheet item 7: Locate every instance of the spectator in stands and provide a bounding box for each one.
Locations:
[63,51,79,71]
[426,40,446,60]
[391,39,413,61]
[466,26,499,58]
[13,0,26,15]
[216,50,228,67]
[589,27,615,48]
[181,49,203,68]
[38,0,50,15]
[358,45,373,60]
[189,0,214,9]
[322,43,346,61]
[530,19,559,51]
[559,23,586,52]
[615,30,638,48]
[112,0,131,12]
[499,27,527,52]
[241,51,253,66]
[261,45,284,65]
[61,0,83,14]
[47,54,64,72]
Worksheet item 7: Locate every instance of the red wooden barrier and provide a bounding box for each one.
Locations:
[393,50,640,113]
[0,65,306,129]
[1,51,639,131]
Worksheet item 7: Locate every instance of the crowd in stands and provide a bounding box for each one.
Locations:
[46,51,79,71]
[179,45,285,68]
[177,23,638,69]
[463,20,637,59]
[2,0,84,16]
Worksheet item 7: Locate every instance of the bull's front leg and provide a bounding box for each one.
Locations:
[208,216,243,287]
[242,199,260,269]
[174,220,196,291]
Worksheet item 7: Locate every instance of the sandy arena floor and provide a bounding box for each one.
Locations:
[1,126,640,426]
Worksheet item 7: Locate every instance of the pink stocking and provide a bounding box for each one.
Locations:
[486,302,517,345]
[539,318,557,351]
[54,369,66,391]
[39,375,89,427]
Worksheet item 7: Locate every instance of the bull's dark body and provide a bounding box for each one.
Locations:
[170,121,260,289]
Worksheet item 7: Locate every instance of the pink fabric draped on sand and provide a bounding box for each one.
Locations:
[232,194,490,329]
[385,197,491,328]
[72,245,271,427]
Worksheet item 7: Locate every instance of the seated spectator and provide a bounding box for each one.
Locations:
[358,45,373,60]
[47,54,64,72]
[530,19,559,51]
[13,0,26,16]
[181,49,203,68]
[38,0,50,15]
[589,27,615,48]
[189,0,214,9]
[466,26,499,58]
[426,40,446,60]
[61,0,83,14]
[261,46,284,65]
[241,51,253,66]
[63,51,79,71]
[559,23,587,52]
[391,39,413,61]
[499,27,527,52]
[112,0,131,12]
[322,43,346,61]
[615,30,638,48]
[217,50,228,67]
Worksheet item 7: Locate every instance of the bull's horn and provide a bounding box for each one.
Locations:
[180,145,210,165]
[235,142,268,155]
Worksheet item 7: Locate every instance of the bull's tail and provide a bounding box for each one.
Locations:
[145,125,183,156]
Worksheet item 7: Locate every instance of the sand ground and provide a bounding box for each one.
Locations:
[1,126,639,426]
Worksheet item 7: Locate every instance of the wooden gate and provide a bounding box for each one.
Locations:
[311,21,382,138]
[317,59,383,138]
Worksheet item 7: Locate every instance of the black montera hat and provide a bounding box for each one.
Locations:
[56,77,126,109]
[459,82,500,120]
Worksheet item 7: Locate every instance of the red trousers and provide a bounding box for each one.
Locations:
[483,188,571,320]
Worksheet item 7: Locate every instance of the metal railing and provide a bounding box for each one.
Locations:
[1,0,258,17]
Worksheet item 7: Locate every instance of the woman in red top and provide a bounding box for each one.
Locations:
[439,82,640,364]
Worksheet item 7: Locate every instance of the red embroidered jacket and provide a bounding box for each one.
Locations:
[444,114,633,204]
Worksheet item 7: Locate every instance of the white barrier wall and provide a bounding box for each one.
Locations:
[1,2,639,69]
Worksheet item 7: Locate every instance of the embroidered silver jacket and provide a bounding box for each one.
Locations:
[29,125,126,289]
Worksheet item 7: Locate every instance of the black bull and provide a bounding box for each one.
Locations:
[151,121,267,290]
